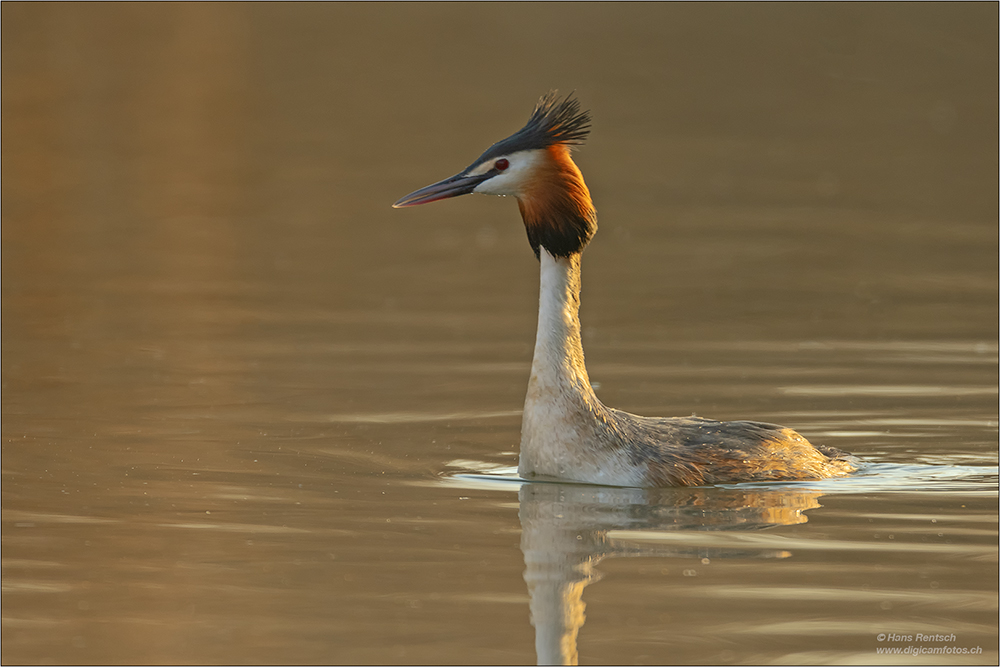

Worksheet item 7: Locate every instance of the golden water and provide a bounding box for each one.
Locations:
[3,4,997,664]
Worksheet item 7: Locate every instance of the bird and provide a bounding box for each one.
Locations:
[393,92,858,487]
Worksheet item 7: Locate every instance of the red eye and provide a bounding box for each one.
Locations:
[494,158,509,171]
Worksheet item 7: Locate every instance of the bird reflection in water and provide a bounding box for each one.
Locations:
[517,482,823,665]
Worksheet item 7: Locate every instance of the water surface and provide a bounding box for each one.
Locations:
[3,4,997,665]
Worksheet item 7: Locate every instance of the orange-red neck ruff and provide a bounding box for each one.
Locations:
[517,145,597,258]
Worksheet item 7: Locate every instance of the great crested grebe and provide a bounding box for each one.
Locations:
[393,92,858,487]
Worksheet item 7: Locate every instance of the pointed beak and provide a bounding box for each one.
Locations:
[392,171,491,208]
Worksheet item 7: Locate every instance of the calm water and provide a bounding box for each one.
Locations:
[3,4,997,665]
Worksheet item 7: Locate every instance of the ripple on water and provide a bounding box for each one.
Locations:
[436,460,998,497]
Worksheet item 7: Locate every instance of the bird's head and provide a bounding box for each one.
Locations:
[393,92,598,258]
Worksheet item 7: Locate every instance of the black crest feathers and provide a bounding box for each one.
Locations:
[475,92,592,165]
[523,91,592,147]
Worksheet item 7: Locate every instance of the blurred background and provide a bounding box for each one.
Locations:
[4,4,997,344]
[3,4,997,665]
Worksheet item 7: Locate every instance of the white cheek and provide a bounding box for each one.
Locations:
[473,173,517,196]
[472,150,542,196]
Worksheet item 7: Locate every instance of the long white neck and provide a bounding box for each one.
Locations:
[531,250,595,400]
[519,249,607,479]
